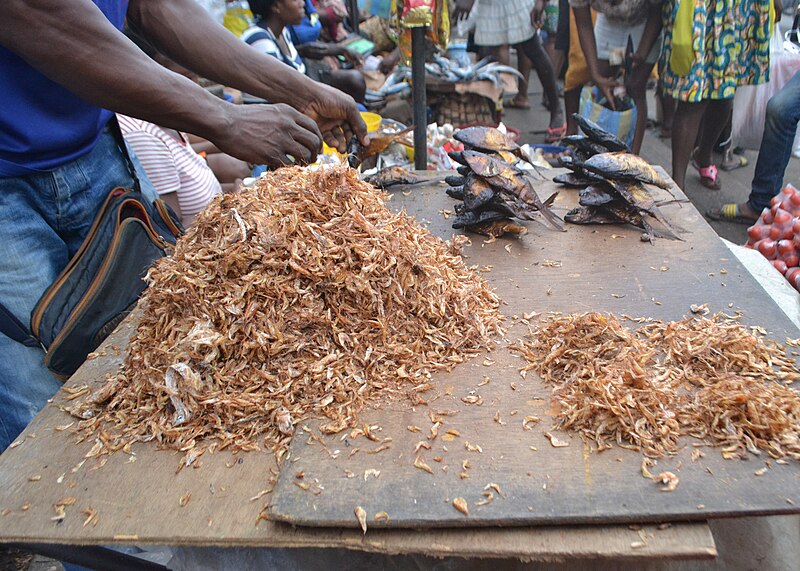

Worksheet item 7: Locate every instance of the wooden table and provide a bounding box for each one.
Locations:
[2,168,797,566]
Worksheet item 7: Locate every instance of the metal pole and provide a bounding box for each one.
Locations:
[411,26,428,170]
[346,0,359,33]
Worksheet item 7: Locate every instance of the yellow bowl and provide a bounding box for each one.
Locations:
[360,111,382,133]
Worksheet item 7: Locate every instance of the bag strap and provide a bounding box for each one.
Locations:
[108,115,142,193]
[0,303,42,348]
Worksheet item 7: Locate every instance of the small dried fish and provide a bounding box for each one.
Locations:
[654,471,680,492]
[414,456,434,474]
[544,432,570,448]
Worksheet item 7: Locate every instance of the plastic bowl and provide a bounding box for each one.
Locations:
[321,112,383,156]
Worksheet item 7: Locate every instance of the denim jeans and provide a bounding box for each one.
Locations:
[748,71,800,212]
[0,126,157,451]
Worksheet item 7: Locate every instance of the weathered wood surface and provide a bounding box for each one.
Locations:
[268,171,800,529]
[0,167,785,559]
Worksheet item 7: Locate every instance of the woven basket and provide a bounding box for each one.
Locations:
[429,92,500,127]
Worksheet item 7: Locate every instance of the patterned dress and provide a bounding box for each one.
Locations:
[661,0,772,102]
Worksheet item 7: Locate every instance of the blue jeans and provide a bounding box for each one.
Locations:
[0,126,157,451]
[749,71,800,212]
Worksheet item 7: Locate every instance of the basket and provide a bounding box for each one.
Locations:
[429,92,500,127]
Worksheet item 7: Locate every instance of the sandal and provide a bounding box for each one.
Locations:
[505,98,531,110]
[720,151,748,172]
[545,123,567,144]
[706,203,758,225]
[690,150,721,190]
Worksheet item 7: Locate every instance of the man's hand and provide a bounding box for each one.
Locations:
[453,0,475,20]
[298,83,368,153]
[530,0,546,28]
[213,103,323,167]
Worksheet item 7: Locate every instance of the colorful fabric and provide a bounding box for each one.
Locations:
[579,85,637,147]
[661,0,772,102]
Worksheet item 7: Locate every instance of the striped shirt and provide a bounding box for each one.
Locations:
[241,22,306,74]
[117,114,221,219]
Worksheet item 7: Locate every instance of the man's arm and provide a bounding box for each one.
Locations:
[127,0,367,150]
[0,0,324,165]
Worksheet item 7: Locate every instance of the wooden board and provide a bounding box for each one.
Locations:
[0,326,717,564]
[268,171,800,529]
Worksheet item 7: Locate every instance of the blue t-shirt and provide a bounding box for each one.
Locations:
[0,1,129,177]
[289,0,322,46]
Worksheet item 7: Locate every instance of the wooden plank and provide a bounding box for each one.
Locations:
[268,171,800,529]
[0,315,716,560]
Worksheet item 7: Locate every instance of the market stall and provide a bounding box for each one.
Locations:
[0,160,797,568]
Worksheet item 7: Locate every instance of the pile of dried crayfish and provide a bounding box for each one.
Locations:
[70,166,503,465]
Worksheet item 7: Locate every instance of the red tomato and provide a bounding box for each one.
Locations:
[790,193,800,207]
[773,260,788,274]
[744,243,754,249]
[747,224,769,241]
[785,254,800,268]
[786,267,800,283]
[778,239,796,256]
[784,226,796,240]
[762,210,774,225]
[774,209,792,225]
[758,239,778,259]
[793,219,800,236]
[769,225,783,240]
[771,195,783,207]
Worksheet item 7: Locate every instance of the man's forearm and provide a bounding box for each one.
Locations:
[0,0,232,142]
[127,0,320,109]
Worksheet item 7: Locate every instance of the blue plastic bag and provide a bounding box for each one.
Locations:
[579,86,637,149]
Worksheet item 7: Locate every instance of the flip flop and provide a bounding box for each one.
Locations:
[545,123,567,144]
[706,203,758,225]
[505,98,531,109]
[720,154,748,172]
[691,151,721,190]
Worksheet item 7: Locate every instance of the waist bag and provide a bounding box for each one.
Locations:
[0,120,184,377]
[29,187,183,377]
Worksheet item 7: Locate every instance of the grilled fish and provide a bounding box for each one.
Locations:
[561,135,610,157]
[365,166,425,189]
[578,183,618,207]
[583,152,671,189]
[565,205,622,225]
[446,185,466,200]
[462,151,564,230]
[462,174,497,212]
[454,126,519,153]
[445,174,466,187]
[572,114,629,152]
[452,208,507,229]
[553,171,603,187]
[467,219,529,238]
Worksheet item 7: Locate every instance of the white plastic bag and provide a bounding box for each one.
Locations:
[732,27,800,150]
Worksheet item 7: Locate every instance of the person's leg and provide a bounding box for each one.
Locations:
[671,99,709,189]
[0,127,141,451]
[627,61,656,154]
[565,87,581,135]
[518,34,564,130]
[511,48,532,108]
[693,99,733,167]
[748,71,800,213]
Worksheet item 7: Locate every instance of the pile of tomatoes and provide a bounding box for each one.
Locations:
[745,184,800,290]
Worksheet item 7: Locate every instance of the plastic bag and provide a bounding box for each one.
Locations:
[578,86,637,148]
[732,27,800,150]
[670,0,694,77]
